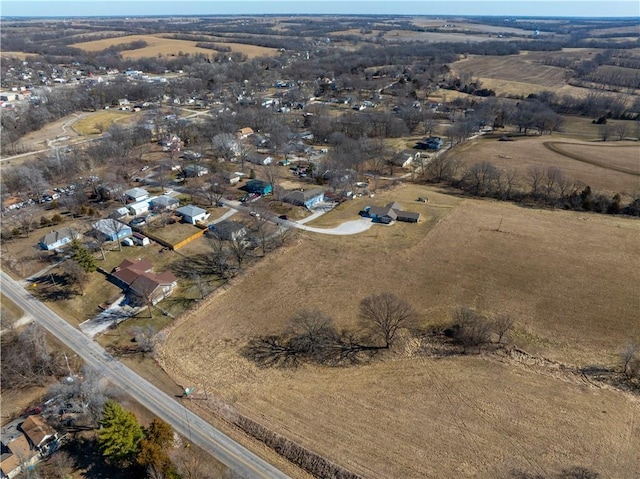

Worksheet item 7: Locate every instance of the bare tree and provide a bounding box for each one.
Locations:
[614,122,628,141]
[527,166,545,197]
[620,341,639,376]
[493,314,516,343]
[359,293,417,349]
[130,325,157,353]
[228,236,251,270]
[452,307,492,353]
[62,260,89,296]
[544,166,563,203]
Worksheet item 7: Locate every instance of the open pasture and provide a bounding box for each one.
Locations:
[159,186,640,478]
[70,34,278,59]
[454,135,640,195]
[452,54,569,89]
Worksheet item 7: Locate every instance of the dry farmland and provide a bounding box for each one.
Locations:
[70,34,278,59]
[158,184,640,478]
[451,54,569,96]
[454,135,640,196]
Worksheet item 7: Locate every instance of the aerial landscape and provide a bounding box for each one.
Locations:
[0,1,638,478]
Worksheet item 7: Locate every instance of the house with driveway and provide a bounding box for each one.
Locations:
[364,201,420,224]
[110,258,177,305]
[38,227,76,250]
[124,187,149,203]
[283,188,325,209]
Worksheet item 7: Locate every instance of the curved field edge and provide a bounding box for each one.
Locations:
[544,141,640,176]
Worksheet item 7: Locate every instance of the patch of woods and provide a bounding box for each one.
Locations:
[241,296,640,393]
[417,151,640,217]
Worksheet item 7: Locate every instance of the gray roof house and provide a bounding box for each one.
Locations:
[176,204,210,225]
[208,220,247,241]
[150,195,179,211]
[92,219,133,241]
[364,201,420,224]
[39,227,76,250]
[391,150,420,168]
[283,188,325,209]
[124,187,149,203]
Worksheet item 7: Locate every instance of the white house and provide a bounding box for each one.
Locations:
[124,187,149,203]
[176,204,210,225]
[127,196,157,216]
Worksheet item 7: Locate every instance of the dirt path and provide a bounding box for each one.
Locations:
[543,141,640,176]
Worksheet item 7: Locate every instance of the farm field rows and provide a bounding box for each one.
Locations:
[158,185,640,478]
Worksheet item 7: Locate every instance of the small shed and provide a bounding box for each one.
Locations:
[132,232,150,246]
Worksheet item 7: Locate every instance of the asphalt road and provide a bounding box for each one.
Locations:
[0,270,290,479]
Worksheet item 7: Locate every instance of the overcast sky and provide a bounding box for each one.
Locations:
[1,1,638,18]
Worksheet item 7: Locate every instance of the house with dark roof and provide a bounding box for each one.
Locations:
[283,188,325,209]
[1,416,59,479]
[208,220,247,241]
[111,258,177,305]
[414,136,443,150]
[364,201,420,224]
[39,227,76,250]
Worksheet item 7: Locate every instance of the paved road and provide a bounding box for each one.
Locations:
[0,270,290,479]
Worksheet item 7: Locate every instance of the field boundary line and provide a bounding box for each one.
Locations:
[543,141,640,176]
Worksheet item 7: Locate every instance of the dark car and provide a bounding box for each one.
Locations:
[278,214,289,220]
[130,217,147,227]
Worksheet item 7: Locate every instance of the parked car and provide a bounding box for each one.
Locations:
[278,214,289,220]
[130,217,147,227]
[121,238,134,246]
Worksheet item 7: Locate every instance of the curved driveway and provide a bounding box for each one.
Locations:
[0,270,290,479]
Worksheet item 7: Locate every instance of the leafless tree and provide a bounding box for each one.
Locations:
[50,450,75,479]
[452,307,492,353]
[614,122,628,141]
[170,446,217,479]
[493,314,516,343]
[261,162,282,200]
[190,272,209,300]
[527,166,545,197]
[228,235,251,270]
[599,123,614,141]
[620,341,639,377]
[359,293,417,348]
[130,325,157,353]
[62,260,89,296]
[544,166,563,203]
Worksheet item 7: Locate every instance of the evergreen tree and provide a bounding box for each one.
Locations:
[71,238,97,272]
[97,400,143,465]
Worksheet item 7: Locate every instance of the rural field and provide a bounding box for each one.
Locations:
[453,135,640,196]
[158,183,640,478]
[452,54,569,89]
[70,34,278,59]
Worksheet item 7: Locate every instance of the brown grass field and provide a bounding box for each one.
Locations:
[158,183,640,478]
[72,110,136,135]
[451,54,569,96]
[453,135,640,196]
[70,34,278,59]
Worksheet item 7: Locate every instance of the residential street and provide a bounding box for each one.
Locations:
[0,270,291,479]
